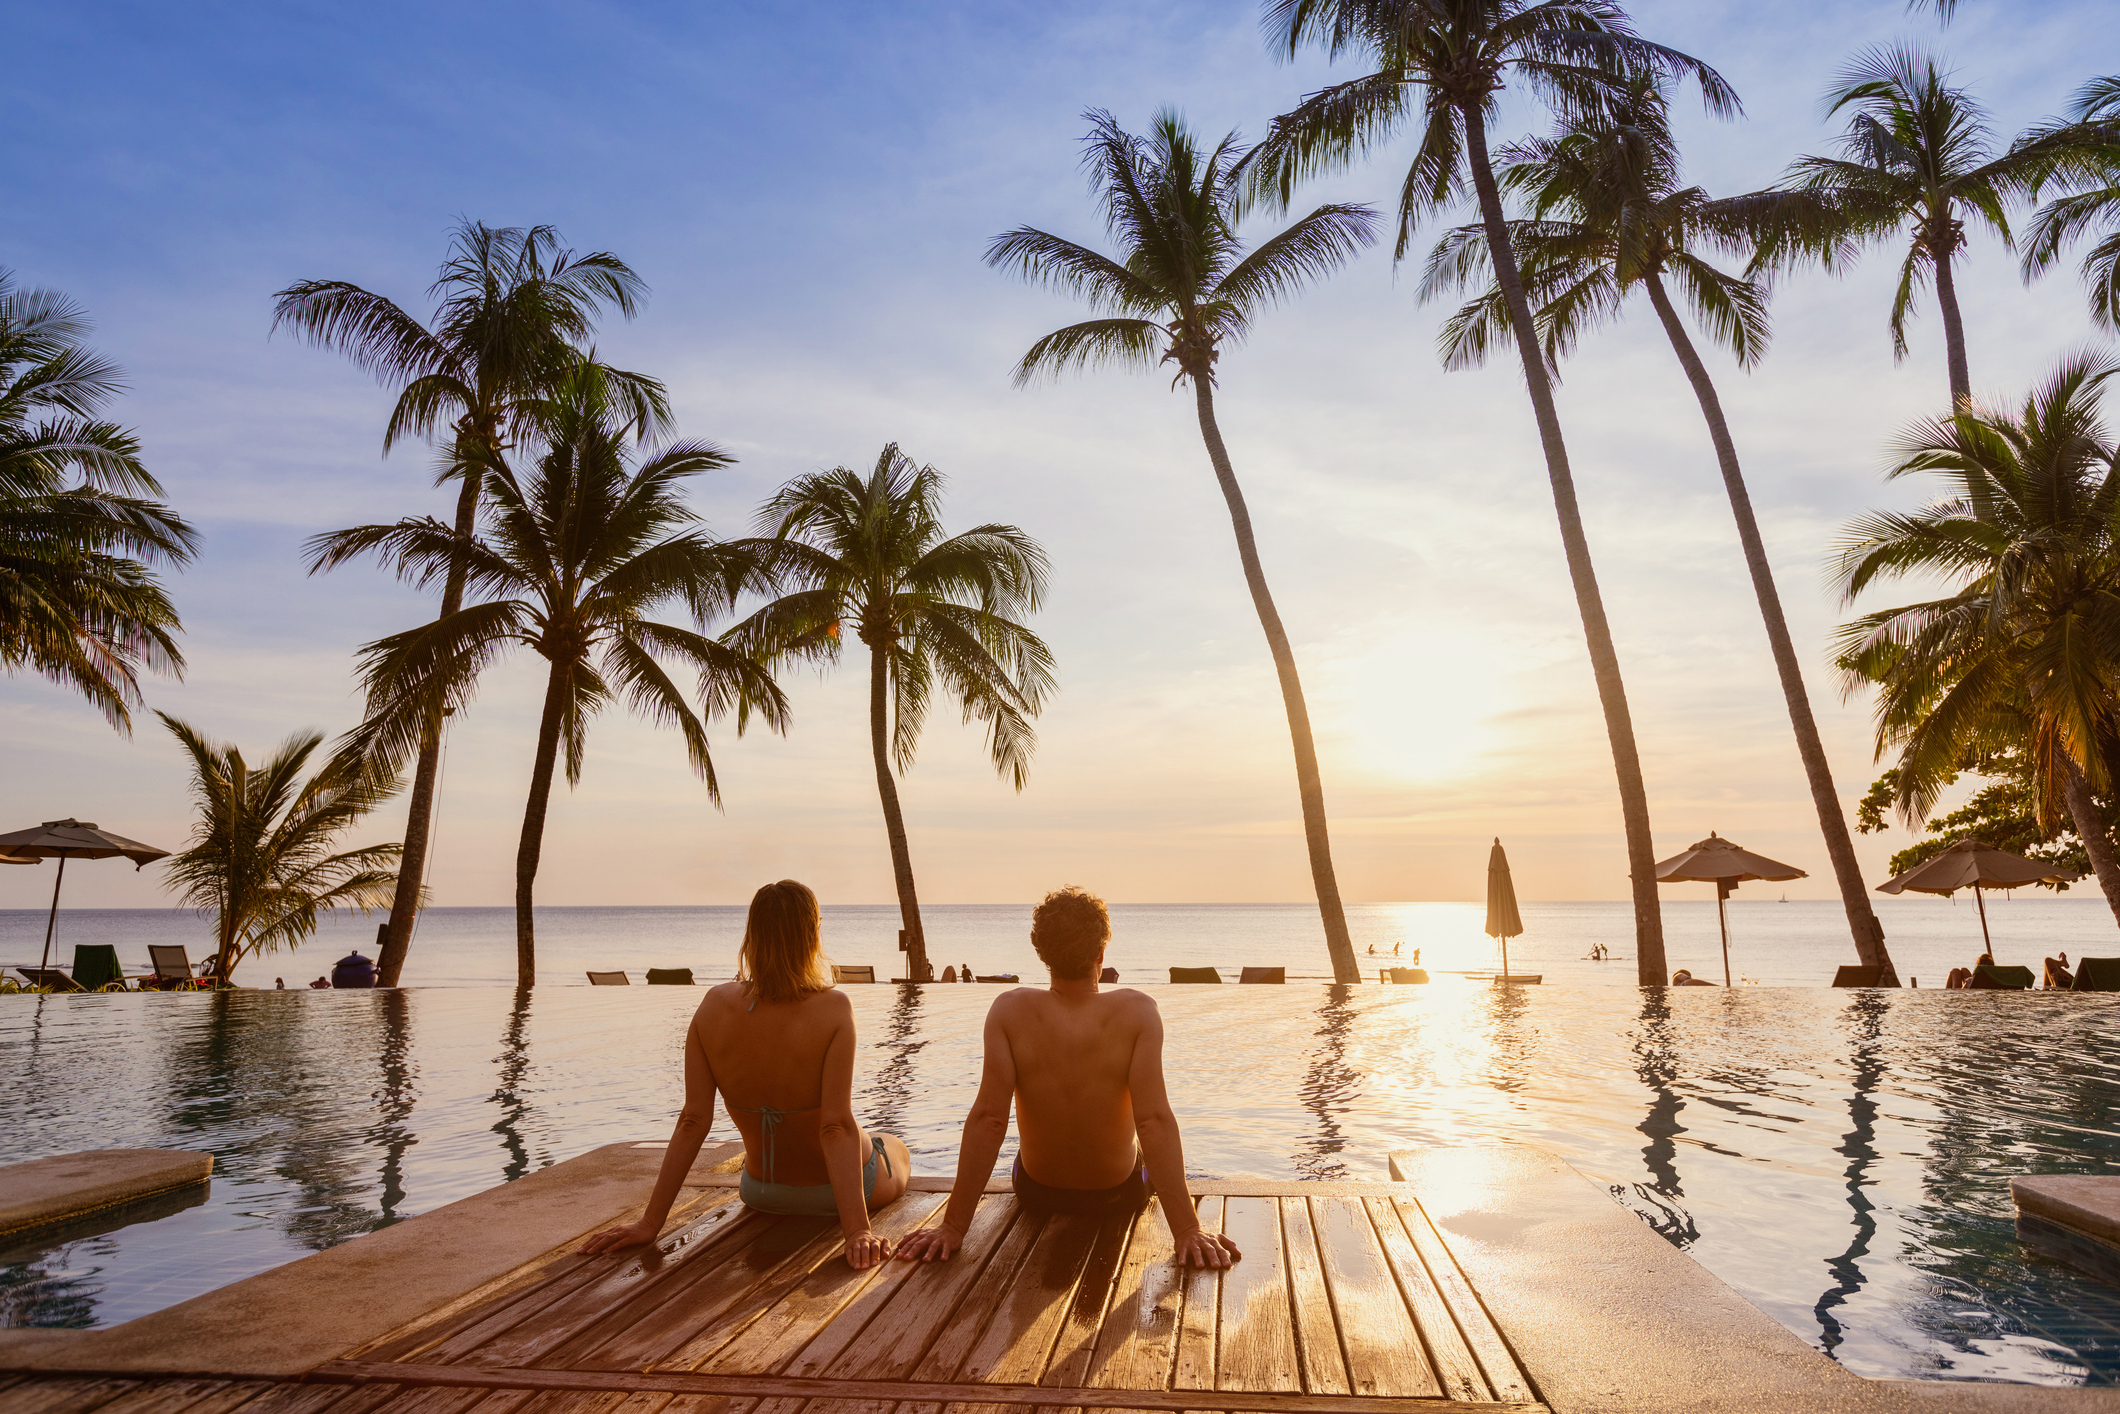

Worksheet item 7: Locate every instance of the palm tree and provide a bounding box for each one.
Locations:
[728,446,1054,983]
[1422,82,1902,983]
[1832,353,2120,924]
[158,712,404,985]
[2021,77,2120,333]
[273,221,668,987]
[987,109,1374,983]
[1245,0,1737,985]
[305,366,787,986]
[2,270,195,729]
[1743,46,2076,408]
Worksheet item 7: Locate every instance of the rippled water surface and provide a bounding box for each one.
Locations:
[3,938,2118,1388]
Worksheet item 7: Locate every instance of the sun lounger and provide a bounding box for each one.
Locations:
[1831,965,1885,987]
[644,968,694,985]
[15,967,84,992]
[1100,967,1118,983]
[973,973,1019,983]
[585,970,630,985]
[1169,966,1221,984]
[1383,967,1429,984]
[72,944,126,991]
[1969,964,2035,990]
[831,964,876,983]
[145,944,201,990]
[2074,957,2120,991]
[1239,966,1285,984]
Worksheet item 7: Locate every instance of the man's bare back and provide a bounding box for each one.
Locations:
[1001,984,1150,1188]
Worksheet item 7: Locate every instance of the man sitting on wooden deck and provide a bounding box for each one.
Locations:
[896,885,1241,1270]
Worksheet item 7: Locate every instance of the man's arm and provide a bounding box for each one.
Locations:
[897,999,1018,1261]
[580,1007,717,1253]
[1128,997,1239,1269]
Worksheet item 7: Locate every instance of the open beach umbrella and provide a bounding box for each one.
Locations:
[1654,833,1806,987]
[0,820,169,984]
[1485,838,1526,980]
[1875,838,2076,957]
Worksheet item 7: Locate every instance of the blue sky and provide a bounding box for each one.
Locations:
[6,0,2119,913]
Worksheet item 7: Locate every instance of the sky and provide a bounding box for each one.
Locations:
[5,0,2119,915]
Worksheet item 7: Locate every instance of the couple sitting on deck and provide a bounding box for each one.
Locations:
[581,880,1242,1271]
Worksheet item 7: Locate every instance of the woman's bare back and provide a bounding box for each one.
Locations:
[697,980,862,1185]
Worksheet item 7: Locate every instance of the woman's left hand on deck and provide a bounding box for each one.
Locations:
[843,1229,892,1268]
[578,1217,661,1255]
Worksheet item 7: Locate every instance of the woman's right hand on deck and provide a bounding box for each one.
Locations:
[895,1223,964,1262]
[578,1217,661,1255]
[843,1229,892,1268]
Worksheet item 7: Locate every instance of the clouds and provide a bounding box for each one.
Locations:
[5,0,2117,917]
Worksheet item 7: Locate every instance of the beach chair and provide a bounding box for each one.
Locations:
[1169,966,1221,984]
[1238,966,1285,984]
[146,945,201,990]
[644,968,694,985]
[14,967,84,992]
[2073,957,2120,991]
[72,945,126,991]
[1831,965,1884,988]
[831,964,876,983]
[1100,967,1118,983]
[1384,967,1429,984]
[586,970,630,985]
[973,973,1019,983]
[1968,964,2035,990]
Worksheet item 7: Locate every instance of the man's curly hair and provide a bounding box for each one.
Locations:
[1031,885,1110,981]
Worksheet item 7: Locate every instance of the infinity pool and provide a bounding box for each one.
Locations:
[3,983,2116,1386]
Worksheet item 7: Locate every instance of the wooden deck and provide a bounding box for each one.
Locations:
[1,1185,1540,1414]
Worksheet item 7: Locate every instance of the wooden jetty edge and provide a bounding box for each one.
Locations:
[2,1142,2114,1414]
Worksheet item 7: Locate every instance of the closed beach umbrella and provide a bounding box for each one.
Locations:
[1654,833,1806,987]
[1875,838,2075,957]
[1485,838,1525,980]
[0,820,170,985]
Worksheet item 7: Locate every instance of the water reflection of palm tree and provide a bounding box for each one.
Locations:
[368,988,417,1224]
[488,987,539,1183]
[1628,992,1699,1245]
[1295,984,1360,1180]
[1815,990,1890,1357]
[864,984,926,1140]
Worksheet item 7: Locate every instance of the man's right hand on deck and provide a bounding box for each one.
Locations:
[1173,1229,1241,1268]
[895,1223,965,1261]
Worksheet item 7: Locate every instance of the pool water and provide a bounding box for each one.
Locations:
[3,981,2117,1387]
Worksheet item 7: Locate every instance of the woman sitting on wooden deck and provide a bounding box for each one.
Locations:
[580,879,912,1267]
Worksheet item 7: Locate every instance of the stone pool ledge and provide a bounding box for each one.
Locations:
[0,1139,745,1379]
[1392,1146,2120,1413]
[0,1149,212,1236]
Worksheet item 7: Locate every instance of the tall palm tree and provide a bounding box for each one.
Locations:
[1832,353,2120,923]
[1423,82,1902,982]
[728,446,1054,983]
[158,712,403,985]
[1245,0,1737,985]
[305,366,787,986]
[2,270,195,729]
[1743,46,2074,408]
[2022,77,2120,333]
[987,109,1375,983]
[273,221,668,987]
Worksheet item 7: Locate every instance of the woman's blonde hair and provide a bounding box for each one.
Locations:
[738,879,830,1004]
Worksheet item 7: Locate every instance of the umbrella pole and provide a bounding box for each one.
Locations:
[1974,885,1993,955]
[37,853,68,983]
[1501,936,1509,981]
[1718,888,1732,988]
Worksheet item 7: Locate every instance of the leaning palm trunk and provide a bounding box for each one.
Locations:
[869,643,932,982]
[514,659,571,988]
[1463,108,1667,985]
[1642,273,1901,985]
[1193,380,1359,983]
[2062,757,2120,923]
[374,472,480,986]
[1931,240,1973,407]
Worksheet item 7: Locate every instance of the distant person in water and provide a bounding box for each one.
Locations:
[897,886,1240,1270]
[330,951,377,988]
[581,880,910,1268]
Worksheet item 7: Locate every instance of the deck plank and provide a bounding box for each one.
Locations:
[1169,1196,1222,1395]
[1385,1200,1530,1404]
[904,1201,1046,1385]
[4,1378,147,1414]
[1278,1200,1346,1397]
[1084,1199,1181,1393]
[1308,1200,1436,1400]
[86,1378,273,1414]
[833,1194,1027,1382]
[954,1211,1103,1384]
[216,1385,380,1414]
[1214,1198,1298,1394]
[1039,1208,1136,1390]
[1356,1199,1483,1403]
